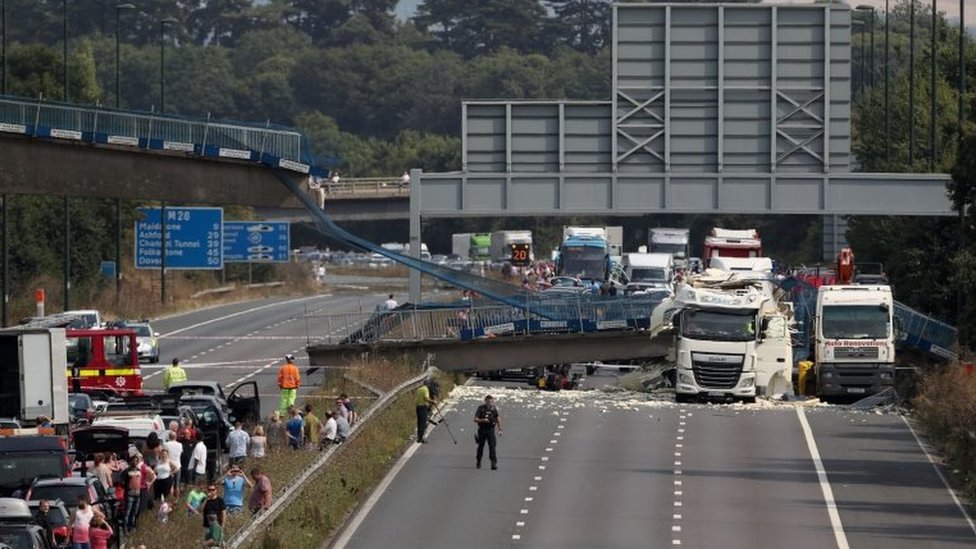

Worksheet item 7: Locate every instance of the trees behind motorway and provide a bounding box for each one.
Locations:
[2,0,975,344]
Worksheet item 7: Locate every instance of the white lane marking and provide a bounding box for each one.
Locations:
[512,535,521,540]
[529,486,538,491]
[534,476,542,481]
[674,491,683,496]
[672,540,681,545]
[796,406,850,549]
[538,466,545,470]
[520,509,528,515]
[159,295,325,337]
[901,415,976,538]
[673,514,682,520]
[674,470,682,475]
[516,521,525,527]
[331,422,424,549]
[164,335,312,340]
[672,525,681,532]
[674,501,682,507]
[674,480,682,486]
[524,497,533,502]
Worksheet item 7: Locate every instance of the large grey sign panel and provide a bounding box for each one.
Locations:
[613,3,850,174]
[416,172,953,216]
[427,3,952,218]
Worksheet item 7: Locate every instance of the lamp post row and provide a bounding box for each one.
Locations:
[854,1,967,171]
[0,3,178,318]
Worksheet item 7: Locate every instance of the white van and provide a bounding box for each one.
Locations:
[63,310,102,329]
[622,253,673,293]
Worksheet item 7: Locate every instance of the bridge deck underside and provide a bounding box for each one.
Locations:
[308,330,672,372]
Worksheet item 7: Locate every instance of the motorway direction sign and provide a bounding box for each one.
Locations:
[223,221,290,263]
[135,207,223,270]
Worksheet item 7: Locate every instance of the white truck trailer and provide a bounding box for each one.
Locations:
[648,228,691,265]
[0,327,70,427]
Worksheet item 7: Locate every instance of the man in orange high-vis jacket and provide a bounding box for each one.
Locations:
[278,354,301,414]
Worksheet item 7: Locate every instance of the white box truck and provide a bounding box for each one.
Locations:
[0,327,70,427]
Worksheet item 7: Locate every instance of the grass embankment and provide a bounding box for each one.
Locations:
[913,363,976,508]
[247,368,461,549]
[124,359,418,548]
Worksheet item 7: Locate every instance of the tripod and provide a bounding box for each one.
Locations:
[427,403,457,444]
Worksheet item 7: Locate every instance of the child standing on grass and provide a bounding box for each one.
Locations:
[203,513,223,547]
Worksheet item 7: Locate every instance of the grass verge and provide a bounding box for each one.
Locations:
[913,363,976,508]
[246,368,459,549]
[123,367,386,548]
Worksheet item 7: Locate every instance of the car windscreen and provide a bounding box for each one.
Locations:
[0,455,67,495]
[132,325,152,337]
[30,484,88,505]
[31,507,69,527]
[0,527,39,549]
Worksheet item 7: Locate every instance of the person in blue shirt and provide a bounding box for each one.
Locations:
[285,407,304,450]
[220,465,252,513]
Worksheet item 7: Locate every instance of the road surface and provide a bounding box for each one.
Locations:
[337,377,976,549]
[142,293,387,417]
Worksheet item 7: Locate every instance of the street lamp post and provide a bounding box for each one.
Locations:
[885,0,891,163]
[853,20,865,99]
[856,6,876,88]
[62,0,68,101]
[1,0,7,95]
[114,3,134,307]
[960,0,966,143]
[930,0,938,171]
[957,0,967,321]
[909,0,916,168]
[159,17,177,113]
[115,3,135,108]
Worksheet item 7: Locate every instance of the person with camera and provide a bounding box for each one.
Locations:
[474,394,503,470]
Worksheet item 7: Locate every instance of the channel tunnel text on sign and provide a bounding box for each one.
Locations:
[134,207,224,270]
[223,221,290,263]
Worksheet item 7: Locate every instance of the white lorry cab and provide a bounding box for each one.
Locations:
[672,277,793,402]
[708,257,773,274]
[622,253,674,293]
[814,285,896,399]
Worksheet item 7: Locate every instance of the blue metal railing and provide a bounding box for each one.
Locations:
[0,94,332,176]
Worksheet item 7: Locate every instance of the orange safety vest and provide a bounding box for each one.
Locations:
[278,362,301,389]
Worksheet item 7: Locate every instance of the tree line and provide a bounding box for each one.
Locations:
[1,0,976,350]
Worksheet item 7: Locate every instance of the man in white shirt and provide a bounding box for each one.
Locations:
[384,294,398,310]
[320,410,338,448]
[190,435,208,483]
[163,429,184,495]
[226,421,250,465]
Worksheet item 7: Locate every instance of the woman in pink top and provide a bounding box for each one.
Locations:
[71,497,94,549]
[88,515,113,549]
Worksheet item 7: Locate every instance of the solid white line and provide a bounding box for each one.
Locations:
[900,415,976,538]
[159,295,325,338]
[330,428,427,549]
[795,406,850,549]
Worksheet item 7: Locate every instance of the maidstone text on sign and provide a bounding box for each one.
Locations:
[135,207,224,270]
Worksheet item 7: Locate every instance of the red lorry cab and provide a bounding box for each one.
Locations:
[66,328,143,395]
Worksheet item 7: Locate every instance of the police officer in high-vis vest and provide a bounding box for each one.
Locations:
[163,358,188,390]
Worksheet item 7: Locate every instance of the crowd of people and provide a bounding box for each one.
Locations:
[36,394,362,549]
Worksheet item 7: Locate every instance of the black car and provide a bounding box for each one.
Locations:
[27,500,71,548]
[0,498,56,549]
[0,437,70,498]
